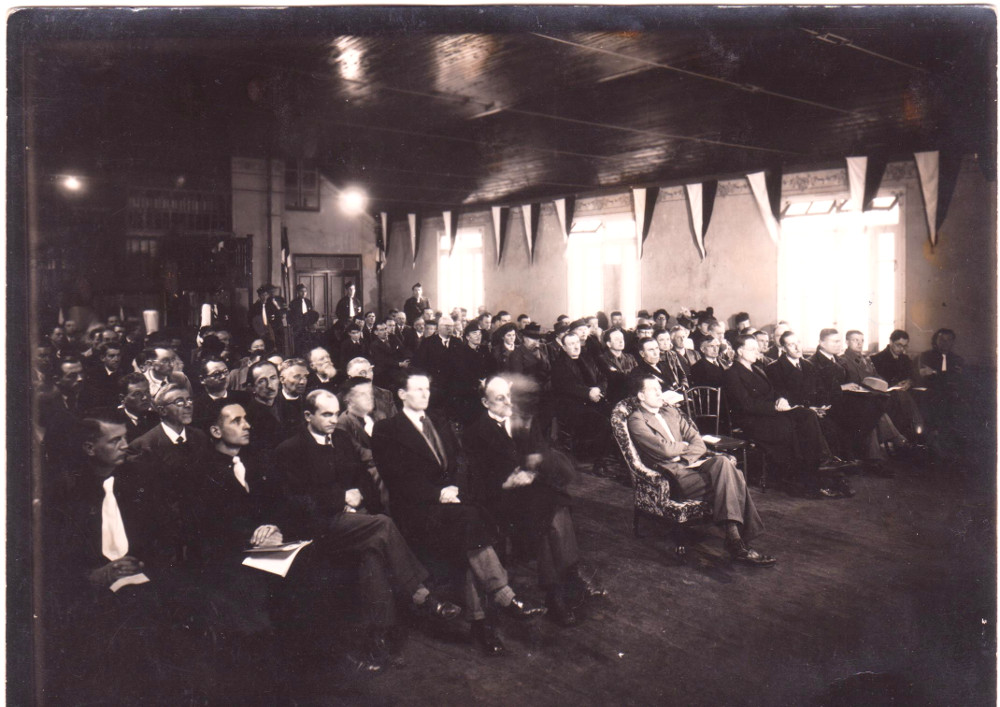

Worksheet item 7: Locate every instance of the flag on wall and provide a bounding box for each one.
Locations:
[631,187,659,258]
[443,210,457,255]
[408,213,418,268]
[913,151,939,247]
[746,171,781,245]
[280,227,292,277]
[376,213,387,274]
[553,197,575,246]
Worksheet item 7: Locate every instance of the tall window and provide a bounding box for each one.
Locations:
[777,195,903,351]
[285,159,320,211]
[438,228,484,314]
[567,214,640,324]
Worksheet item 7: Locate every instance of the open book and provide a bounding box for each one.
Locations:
[242,540,313,578]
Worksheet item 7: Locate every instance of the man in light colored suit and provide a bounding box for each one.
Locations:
[626,373,774,567]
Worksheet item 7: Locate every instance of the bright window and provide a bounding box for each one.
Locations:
[438,228,484,314]
[777,198,903,352]
[567,214,640,325]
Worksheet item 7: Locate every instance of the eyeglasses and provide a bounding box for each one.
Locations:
[164,398,193,407]
[203,371,229,379]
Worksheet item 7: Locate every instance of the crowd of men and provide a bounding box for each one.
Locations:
[34,280,968,700]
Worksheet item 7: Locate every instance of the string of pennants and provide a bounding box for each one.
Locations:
[375,151,962,266]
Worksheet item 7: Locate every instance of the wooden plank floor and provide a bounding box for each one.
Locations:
[271,451,995,707]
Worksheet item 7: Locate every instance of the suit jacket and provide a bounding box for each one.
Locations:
[129,423,209,460]
[871,347,916,386]
[595,350,638,405]
[661,349,690,390]
[840,349,880,386]
[335,295,362,322]
[404,296,430,325]
[629,360,671,392]
[508,344,552,387]
[551,351,607,404]
[275,392,306,437]
[248,299,282,338]
[765,355,830,407]
[335,411,385,514]
[286,296,313,331]
[690,357,727,388]
[809,350,849,402]
[412,336,462,415]
[338,339,367,368]
[722,361,780,422]
[243,399,286,462]
[627,405,706,474]
[123,410,159,443]
[274,429,363,539]
[369,337,403,390]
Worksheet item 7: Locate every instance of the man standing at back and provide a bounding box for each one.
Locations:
[404,283,430,325]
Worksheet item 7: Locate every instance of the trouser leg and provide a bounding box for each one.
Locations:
[463,569,487,621]
[326,513,429,598]
[357,551,395,628]
[537,507,580,588]
[466,546,509,594]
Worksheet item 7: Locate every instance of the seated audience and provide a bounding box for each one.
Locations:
[595,327,638,405]
[117,373,158,442]
[345,356,397,420]
[552,331,617,471]
[871,329,926,441]
[192,357,249,431]
[690,338,728,388]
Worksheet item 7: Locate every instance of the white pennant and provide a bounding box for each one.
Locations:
[491,205,504,266]
[684,183,706,259]
[553,198,569,245]
[914,151,940,246]
[380,212,389,254]
[846,156,867,211]
[443,210,455,255]
[746,171,780,245]
[408,213,417,268]
[631,188,648,257]
[521,204,534,261]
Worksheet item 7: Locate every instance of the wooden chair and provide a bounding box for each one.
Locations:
[609,397,713,550]
[684,385,766,487]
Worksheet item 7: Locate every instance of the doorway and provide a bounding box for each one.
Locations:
[293,254,362,329]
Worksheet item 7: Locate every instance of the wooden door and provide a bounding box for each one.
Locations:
[293,254,363,329]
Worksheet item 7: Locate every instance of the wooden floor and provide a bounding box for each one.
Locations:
[267,448,995,707]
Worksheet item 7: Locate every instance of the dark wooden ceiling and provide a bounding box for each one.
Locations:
[14,6,996,216]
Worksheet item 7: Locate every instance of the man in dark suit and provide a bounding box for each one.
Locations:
[43,411,191,702]
[551,331,617,471]
[275,358,309,438]
[286,284,313,340]
[412,315,462,420]
[369,320,405,391]
[116,373,158,442]
[872,330,925,441]
[841,329,914,453]
[338,323,367,369]
[191,358,250,432]
[372,372,546,655]
[334,281,362,323]
[464,376,607,627]
[248,284,283,354]
[656,330,690,392]
[344,356,397,420]
[273,390,461,667]
[723,334,851,498]
[80,342,124,410]
[595,328,637,406]
[627,374,774,566]
[336,378,389,514]
[129,384,210,466]
[690,338,728,388]
[629,337,673,393]
[404,283,431,326]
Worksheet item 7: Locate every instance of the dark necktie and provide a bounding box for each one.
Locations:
[420,415,446,467]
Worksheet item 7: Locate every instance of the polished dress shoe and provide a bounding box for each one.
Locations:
[569,567,609,600]
[725,539,777,567]
[546,592,580,627]
[413,595,462,620]
[498,595,547,621]
[470,621,505,656]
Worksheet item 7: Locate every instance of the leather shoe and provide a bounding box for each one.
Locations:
[368,630,404,669]
[413,595,462,621]
[498,595,547,621]
[725,539,777,567]
[546,592,580,627]
[569,567,609,600]
[470,621,505,656]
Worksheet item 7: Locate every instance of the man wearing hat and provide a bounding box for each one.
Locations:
[249,284,282,353]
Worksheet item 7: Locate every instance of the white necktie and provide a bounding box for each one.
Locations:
[232,456,249,492]
[941,354,947,372]
[301,299,307,314]
[349,300,356,317]
[101,476,129,561]
[653,412,677,443]
[363,415,375,437]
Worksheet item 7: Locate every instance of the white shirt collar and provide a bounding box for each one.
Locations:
[120,406,139,425]
[160,422,186,444]
[818,349,836,361]
[308,428,331,446]
[282,389,299,401]
[208,390,228,400]
[402,407,427,431]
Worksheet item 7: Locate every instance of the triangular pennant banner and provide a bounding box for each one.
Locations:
[684,183,706,259]
[443,210,456,255]
[764,168,783,220]
[846,156,867,211]
[936,152,963,233]
[913,151,939,247]
[631,188,658,257]
[553,197,575,246]
[491,205,509,266]
[702,179,717,238]
[520,204,538,262]
[408,213,418,268]
[862,155,889,211]
[747,171,781,245]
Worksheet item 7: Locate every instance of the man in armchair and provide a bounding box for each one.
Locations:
[626,374,774,566]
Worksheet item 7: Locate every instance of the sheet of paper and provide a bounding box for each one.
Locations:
[242,540,313,578]
[110,572,150,593]
[685,458,708,469]
[701,434,721,444]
